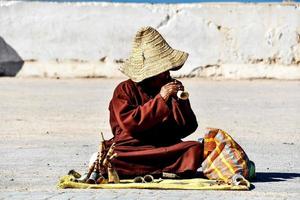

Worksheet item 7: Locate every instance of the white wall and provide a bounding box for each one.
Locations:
[0,1,299,79]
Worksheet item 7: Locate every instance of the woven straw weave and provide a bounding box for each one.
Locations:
[120,26,188,82]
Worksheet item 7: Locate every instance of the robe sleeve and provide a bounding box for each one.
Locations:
[170,97,198,138]
[111,85,171,134]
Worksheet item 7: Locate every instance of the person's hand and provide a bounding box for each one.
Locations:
[159,80,184,101]
[174,79,184,91]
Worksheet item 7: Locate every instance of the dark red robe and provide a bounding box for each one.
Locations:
[104,79,203,177]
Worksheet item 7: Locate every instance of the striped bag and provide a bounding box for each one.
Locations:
[201,128,253,181]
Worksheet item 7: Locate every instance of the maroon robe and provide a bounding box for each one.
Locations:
[104,79,203,177]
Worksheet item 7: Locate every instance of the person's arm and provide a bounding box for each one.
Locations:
[159,79,198,138]
[111,91,170,134]
[170,97,198,138]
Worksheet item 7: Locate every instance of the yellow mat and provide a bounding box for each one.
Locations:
[58,175,250,190]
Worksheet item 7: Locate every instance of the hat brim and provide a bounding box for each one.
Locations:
[122,49,188,82]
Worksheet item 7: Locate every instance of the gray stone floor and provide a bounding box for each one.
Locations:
[0,78,299,199]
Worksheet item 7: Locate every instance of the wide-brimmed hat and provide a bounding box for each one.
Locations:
[120,26,189,82]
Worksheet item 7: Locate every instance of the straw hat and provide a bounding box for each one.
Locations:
[120,26,189,82]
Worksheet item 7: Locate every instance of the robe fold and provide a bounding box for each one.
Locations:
[104,79,203,177]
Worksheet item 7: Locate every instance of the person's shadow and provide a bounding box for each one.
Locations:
[253,172,300,182]
[0,36,24,76]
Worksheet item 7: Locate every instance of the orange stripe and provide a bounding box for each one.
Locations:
[221,130,248,176]
[207,157,226,180]
[205,138,215,143]
[219,151,236,174]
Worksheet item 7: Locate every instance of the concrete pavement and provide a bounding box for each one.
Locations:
[0,78,299,199]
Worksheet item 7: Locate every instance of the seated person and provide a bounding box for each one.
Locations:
[102,26,203,178]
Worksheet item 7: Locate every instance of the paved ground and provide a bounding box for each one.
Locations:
[0,78,299,199]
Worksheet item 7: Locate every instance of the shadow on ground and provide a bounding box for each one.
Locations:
[253,172,300,182]
[0,36,24,76]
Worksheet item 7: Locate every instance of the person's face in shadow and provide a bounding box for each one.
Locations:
[152,70,172,87]
[142,70,172,92]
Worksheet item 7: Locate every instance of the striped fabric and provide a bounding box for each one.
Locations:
[201,128,250,181]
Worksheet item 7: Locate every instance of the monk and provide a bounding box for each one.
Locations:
[102,27,203,178]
